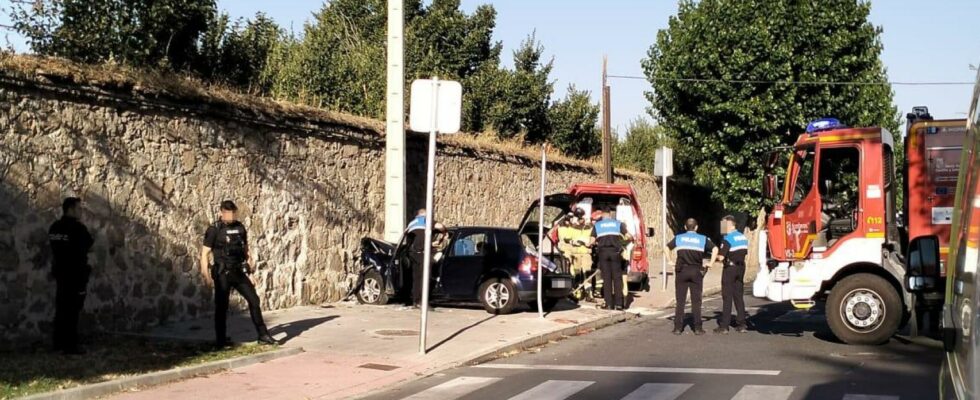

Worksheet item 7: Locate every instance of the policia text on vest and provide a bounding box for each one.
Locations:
[666,218,718,335]
[200,200,277,347]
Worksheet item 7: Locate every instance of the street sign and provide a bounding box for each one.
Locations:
[408,77,463,354]
[654,147,673,177]
[410,79,462,134]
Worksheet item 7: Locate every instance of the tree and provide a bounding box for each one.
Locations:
[200,13,283,93]
[487,33,554,140]
[549,85,600,158]
[11,0,217,70]
[614,118,666,175]
[642,0,898,212]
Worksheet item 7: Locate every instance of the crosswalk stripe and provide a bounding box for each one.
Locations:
[401,376,502,400]
[507,380,594,400]
[476,363,781,376]
[842,395,899,400]
[620,383,693,400]
[730,385,795,400]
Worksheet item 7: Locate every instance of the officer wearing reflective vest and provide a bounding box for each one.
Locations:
[666,218,718,335]
[405,209,427,308]
[590,207,632,310]
[714,215,749,334]
[48,197,93,355]
[200,200,277,347]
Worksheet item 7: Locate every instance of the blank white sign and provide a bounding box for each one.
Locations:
[409,79,462,134]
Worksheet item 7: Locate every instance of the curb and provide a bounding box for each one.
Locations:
[21,346,303,400]
[464,311,639,366]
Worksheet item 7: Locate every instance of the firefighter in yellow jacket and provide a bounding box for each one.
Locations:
[559,212,594,301]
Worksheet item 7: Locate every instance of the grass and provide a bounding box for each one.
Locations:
[0,334,276,399]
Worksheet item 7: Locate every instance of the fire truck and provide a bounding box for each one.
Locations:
[757,110,967,345]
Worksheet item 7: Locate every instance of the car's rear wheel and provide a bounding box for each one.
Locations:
[479,278,518,315]
[356,270,389,305]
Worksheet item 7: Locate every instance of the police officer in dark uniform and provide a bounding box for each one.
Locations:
[405,209,427,308]
[200,200,277,347]
[666,218,717,335]
[48,197,93,354]
[715,215,749,334]
[590,207,632,310]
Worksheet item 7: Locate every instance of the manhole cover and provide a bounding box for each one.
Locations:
[374,329,419,337]
[358,363,401,371]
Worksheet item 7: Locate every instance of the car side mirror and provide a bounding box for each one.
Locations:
[905,235,941,292]
[646,227,655,237]
[763,174,777,199]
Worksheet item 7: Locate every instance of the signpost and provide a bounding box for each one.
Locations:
[537,145,547,319]
[409,77,462,355]
[654,147,673,291]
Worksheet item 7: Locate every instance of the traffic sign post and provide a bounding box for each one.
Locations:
[409,77,462,355]
[654,147,673,291]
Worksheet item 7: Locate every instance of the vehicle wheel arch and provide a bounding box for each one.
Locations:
[822,262,905,304]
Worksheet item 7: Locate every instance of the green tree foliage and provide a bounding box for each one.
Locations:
[549,85,599,158]
[487,34,554,140]
[12,0,217,70]
[643,0,898,212]
[614,119,666,174]
[198,12,283,93]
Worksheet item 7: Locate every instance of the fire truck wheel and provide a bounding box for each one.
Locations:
[827,273,902,345]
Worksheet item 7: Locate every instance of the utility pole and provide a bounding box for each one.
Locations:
[601,56,613,183]
[384,0,406,242]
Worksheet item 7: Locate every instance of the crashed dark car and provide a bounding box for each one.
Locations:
[354,226,574,314]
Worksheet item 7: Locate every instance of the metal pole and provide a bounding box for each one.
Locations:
[537,145,547,318]
[661,154,668,291]
[384,0,406,242]
[419,77,439,354]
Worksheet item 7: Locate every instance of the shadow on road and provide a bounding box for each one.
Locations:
[268,315,339,344]
[427,315,497,352]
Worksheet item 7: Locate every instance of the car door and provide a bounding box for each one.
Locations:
[439,230,495,298]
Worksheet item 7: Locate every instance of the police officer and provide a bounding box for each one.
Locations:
[48,197,93,354]
[714,215,749,334]
[590,207,632,310]
[405,209,428,308]
[666,218,718,335]
[200,200,277,347]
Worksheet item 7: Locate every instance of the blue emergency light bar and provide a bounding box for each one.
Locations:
[806,118,845,133]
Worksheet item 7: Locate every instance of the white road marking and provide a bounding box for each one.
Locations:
[730,385,795,400]
[842,395,899,400]
[507,380,594,400]
[620,383,693,400]
[401,376,501,400]
[476,363,781,376]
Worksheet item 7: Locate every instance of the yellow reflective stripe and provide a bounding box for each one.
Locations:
[865,232,885,238]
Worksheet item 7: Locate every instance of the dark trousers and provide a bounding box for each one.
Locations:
[212,266,268,341]
[597,248,624,309]
[410,252,424,305]
[719,264,747,328]
[674,265,704,330]
[53,275,88,351]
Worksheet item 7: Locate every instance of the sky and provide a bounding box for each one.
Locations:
[2,0,978,134]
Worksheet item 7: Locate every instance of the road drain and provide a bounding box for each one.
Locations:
[374,329,419,337]
[358,363,401,371]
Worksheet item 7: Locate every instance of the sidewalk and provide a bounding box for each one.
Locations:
[104,262,749,400]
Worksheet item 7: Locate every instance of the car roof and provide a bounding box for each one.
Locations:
[448,226,519,233]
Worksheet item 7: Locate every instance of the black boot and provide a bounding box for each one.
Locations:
[257,325,279,345]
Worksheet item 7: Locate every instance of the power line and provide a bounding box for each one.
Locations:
[606,74,975,86]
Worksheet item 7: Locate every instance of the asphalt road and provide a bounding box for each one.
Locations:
[362,292,944,400]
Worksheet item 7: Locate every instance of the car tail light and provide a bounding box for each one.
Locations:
[632,248,643,261]
[520,255,539,275]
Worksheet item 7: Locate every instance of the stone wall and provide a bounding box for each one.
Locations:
[0,75,667,342]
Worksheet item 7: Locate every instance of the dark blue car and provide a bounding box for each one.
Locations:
[355,226,574,314]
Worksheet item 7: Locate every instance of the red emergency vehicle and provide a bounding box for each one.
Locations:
[759,110,967,345]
